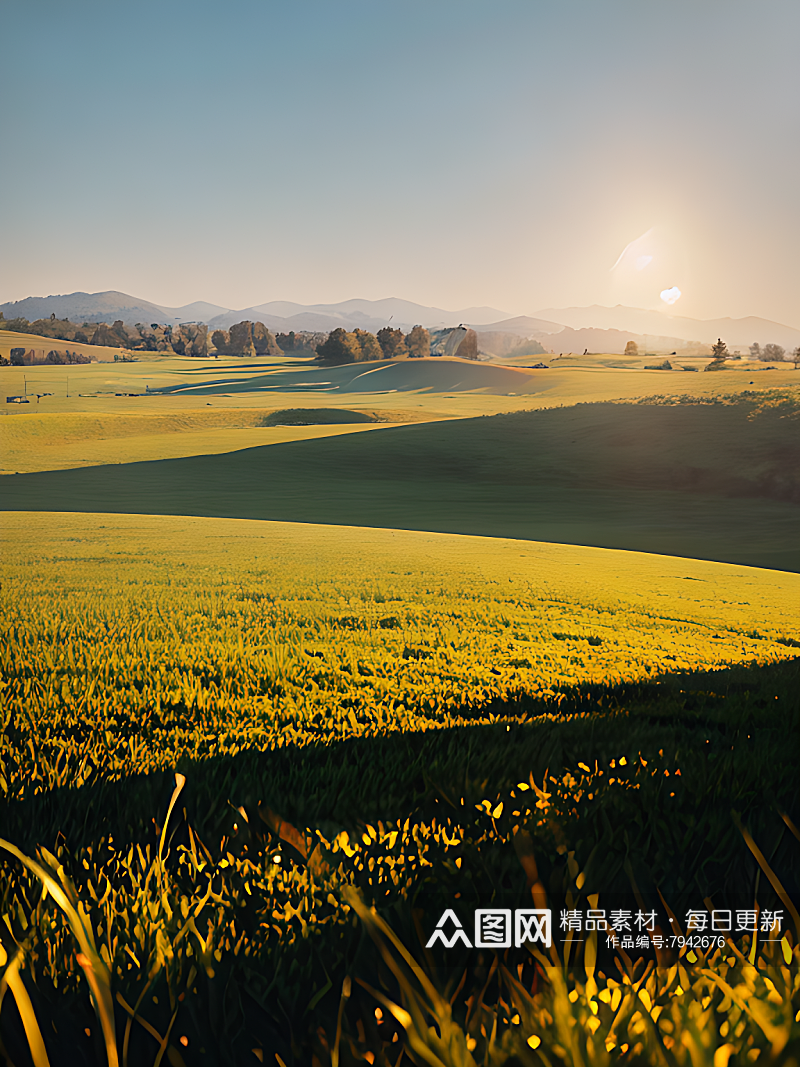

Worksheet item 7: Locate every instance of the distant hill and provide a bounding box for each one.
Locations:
[3,291,796,352]
[537,305,800,350]
[0,291,513,334]
[536,327,710,356]
[206,297,514,332]
[470,315,566,336]
[0,291,232,327]
[470,316,704,355]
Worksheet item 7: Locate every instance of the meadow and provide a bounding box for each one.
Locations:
[1,513,799,1065]
[2,352,799,1065]
[3,390,799,571]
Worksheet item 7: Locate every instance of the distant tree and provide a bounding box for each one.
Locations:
[171,323,210,357]
[792,346,800,370]
[229,321,256,357]
[749,343,761,360]
[762,343,785,362]
[316,328,362,364]
[211,329,230,354]
[278,331,328,354]
[710,338,728,361]
[90,321,130,348]
[4,317,31,333]
[353,329,382,362]
[406,325,430,359]
[624,340,638,356]
[377,327,408,360]
[10,348,25,366]
[455,328,479,360]
[252,321,280,355]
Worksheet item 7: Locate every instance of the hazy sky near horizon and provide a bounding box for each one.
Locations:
[2,0,798,325]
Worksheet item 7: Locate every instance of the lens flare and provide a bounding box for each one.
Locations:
[660,286,681,305]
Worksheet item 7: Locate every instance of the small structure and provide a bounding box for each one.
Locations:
[6,395,30,404]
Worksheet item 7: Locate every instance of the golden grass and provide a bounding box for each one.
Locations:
[2,352,797,473]
[0,411,413,473]
[2,511,797,799]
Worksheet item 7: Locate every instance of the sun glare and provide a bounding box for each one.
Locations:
[660,286,682,305]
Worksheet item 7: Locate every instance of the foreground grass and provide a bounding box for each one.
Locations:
[1,661,798,1064]
[2,516,798,1064]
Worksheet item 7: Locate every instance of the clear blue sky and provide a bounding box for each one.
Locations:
[2,0,798,324]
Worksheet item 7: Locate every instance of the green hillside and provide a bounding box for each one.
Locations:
[3,396,798,570]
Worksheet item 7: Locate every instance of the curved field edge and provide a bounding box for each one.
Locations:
[2,511,798,805]
[3,396,799,571]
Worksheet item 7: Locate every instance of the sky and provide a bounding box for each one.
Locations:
[2,0,798,325]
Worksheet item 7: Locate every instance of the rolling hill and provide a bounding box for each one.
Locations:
[3,397,798,571]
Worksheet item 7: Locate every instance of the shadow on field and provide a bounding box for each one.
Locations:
[3,400,799,569]
[1,658,798,1066]
[4,657,798,907]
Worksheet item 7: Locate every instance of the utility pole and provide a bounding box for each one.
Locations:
[66,376,69,398]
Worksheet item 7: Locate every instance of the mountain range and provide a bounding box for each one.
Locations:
[2,291,798,352]
[535,306,800,351]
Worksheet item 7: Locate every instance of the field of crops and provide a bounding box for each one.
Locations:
[1,512,799,1065]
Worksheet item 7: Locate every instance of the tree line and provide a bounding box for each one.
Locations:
[315,325,432,364]
[0,312,484,365]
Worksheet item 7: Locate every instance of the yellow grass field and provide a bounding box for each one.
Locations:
[3,510,797,799]
[2,348,797,473]
[0,409,427,473]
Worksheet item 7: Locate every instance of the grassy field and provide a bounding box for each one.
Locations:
[1,513,799,1065]
[2,349,799,1064]
[4,510,798,801]
[0,408,431,474]
[4,392,798,570]
[2,354,797,476]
